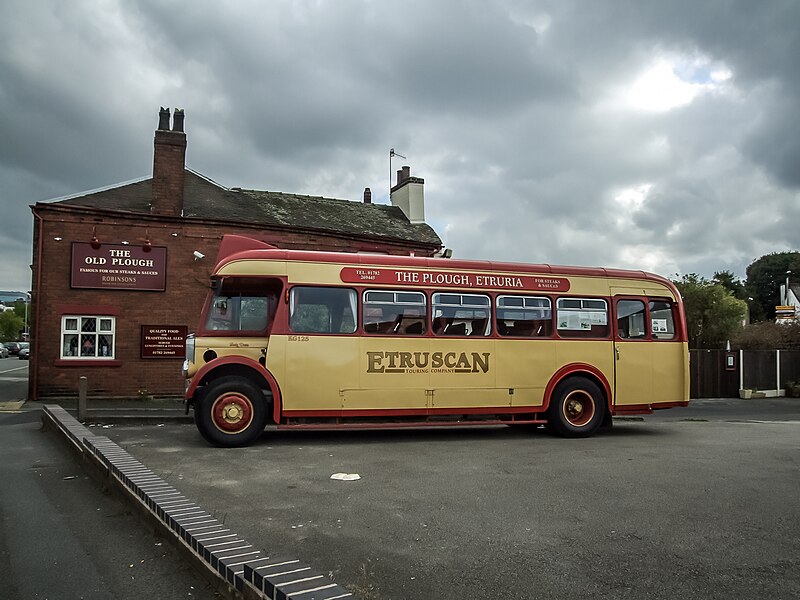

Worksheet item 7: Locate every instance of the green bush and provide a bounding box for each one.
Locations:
[733,321,800,350]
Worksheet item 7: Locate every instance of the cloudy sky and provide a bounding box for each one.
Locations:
[2,0,799,293]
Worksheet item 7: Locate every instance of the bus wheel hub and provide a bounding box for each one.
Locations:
[212,393,253,432]
[563,390,594,427]
[223,403,243,422]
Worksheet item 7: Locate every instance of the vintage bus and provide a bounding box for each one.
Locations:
[182,235,689,446]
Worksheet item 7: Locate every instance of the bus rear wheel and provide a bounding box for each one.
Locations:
[547,376,606,437]
[195,377,267,447]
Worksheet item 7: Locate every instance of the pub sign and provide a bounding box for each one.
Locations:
[71,242,167,291]
[141,325,187,359]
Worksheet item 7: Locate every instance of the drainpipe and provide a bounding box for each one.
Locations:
[31,208,44,402]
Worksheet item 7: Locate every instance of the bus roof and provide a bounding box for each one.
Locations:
[212,235,677,292]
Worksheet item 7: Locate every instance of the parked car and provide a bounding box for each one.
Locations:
[4,342,21,355]
[0,346,8,359]
[18,343,30,360]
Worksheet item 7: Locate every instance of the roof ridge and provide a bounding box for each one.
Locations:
[240,188,393,208]
[185,168,227,190]
[42,175,151,204]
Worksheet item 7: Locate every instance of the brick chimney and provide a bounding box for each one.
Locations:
[390,165,425,223]
[363,187,372,204]
[151,107,187,216]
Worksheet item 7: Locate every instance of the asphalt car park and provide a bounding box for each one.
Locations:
[98,403,800,600]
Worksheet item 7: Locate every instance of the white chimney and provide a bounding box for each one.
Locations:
[390,165,425,224]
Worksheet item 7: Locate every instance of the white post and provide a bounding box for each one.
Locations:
[776,349,781,393]
[739,349,744,392]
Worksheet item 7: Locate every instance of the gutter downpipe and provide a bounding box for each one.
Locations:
[31,207,43,401]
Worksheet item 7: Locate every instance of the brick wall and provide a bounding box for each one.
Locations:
[30,208,435,400]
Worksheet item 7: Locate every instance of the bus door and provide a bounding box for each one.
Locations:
[612,293,653,406]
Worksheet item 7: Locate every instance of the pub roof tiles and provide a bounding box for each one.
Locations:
[54,170,441,247]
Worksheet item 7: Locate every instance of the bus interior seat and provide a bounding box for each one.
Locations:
[444,322,467,336]
[433,317,448,335]
[404,320,424,335]
[470,319,487,335]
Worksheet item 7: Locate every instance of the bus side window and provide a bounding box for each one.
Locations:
[556,298,609,338]
[649,299,676,340]
[289,286,357,334]
[496,296,552,337]
[432,293,491,336]
[362,290,426,335]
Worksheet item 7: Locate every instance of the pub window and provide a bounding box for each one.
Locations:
[61,316,115,359]
[432,293,491,336]
[556,298,609,338]
[363,290,427,335]
[289,286,357,334]
[496,296,552,337]
[649,300,676,340]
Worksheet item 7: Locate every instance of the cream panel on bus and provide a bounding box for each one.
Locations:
[613,339,653,406]
[344,337,431,410]
[649,342,690,404]
[217,260,288,278]
[273,335,360,411]
[494,340,556,408]
[427,338,508,409]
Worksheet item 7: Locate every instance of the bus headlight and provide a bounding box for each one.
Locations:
[182,334,195,378]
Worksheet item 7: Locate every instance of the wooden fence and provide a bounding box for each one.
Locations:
[689,349,800,398]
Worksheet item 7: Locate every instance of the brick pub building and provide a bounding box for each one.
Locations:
[29,108,442,400]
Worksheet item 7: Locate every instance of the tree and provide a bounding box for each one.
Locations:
[713,270,746,300]
[0,310,24,342]
[673,273,747,348]
[744,251,800,322]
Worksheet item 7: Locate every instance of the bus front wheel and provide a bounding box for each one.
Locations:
[547,377,606,437]
[195,377,267,447]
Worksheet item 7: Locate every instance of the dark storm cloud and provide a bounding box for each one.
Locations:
[1,0,799,291]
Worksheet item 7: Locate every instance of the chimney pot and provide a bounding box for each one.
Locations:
[158,107,170,131]
[401,165,411,183]
[172,108,185,132]
[363,187,372,204]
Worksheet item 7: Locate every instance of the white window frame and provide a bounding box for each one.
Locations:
[556,298,609,332]
[432,292,492,336]
[61,315,116,360]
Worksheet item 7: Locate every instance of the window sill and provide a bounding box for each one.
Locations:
[55,359,123,367]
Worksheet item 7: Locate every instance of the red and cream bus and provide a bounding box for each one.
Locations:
[183,235,689,446]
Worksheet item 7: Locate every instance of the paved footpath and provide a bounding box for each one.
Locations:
[0,409,223,600]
